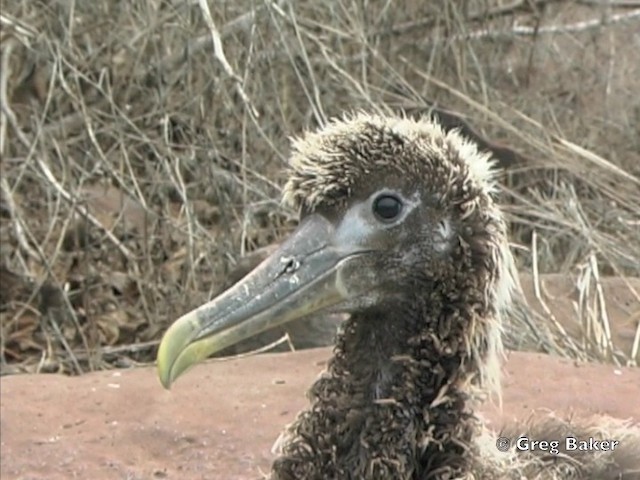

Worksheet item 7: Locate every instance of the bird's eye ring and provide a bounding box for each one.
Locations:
[372,194,403,222]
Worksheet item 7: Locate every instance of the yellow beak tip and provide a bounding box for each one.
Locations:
[156,353,174,390]
[157,367,173,390]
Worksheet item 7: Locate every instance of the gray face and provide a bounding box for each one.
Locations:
[325,185,456,314]
[333,189,423,249]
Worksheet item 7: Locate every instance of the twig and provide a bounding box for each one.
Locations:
[579,0,640,7]
[0,177,40,261]
[552,137,640,186]
[46,312,83,375]
[531,230,583,356]
[36,156,136,261]
[157,8,264,73]
[196,0,258,118]
[0,42,40,262]
[0,13,38,46]
[589,253,614,357]
[630,312,640,367]
[88,340,162,357]
[0,40,30,151]
[376,0,530,36]
[453,9,640,40]
[40,102,106,137]
[180,333,293,366]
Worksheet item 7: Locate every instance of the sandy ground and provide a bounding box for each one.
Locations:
[1,347,639,480]
[2,274,639,480]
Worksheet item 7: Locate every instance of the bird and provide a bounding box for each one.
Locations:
[156,113,640,479]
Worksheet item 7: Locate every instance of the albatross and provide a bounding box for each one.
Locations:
[156,113,639,479]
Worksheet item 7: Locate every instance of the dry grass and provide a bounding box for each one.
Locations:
[1,0,638,375]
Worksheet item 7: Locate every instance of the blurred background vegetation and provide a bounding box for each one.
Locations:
[1,0,638,375]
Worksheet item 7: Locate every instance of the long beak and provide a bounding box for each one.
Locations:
[157,214,368,389]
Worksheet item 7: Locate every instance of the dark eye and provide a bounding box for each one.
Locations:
[372,194,403,222]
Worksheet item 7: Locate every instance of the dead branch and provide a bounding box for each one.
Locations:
[196,0,258,118]
[458,8,640,40]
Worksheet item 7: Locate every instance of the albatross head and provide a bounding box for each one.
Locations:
[157,112,515,394]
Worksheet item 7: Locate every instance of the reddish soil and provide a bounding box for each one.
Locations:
[2,349,639,480]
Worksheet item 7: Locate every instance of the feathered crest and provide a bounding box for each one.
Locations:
[283,112,501,212]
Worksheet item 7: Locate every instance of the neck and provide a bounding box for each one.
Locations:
[273,295,491,479]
